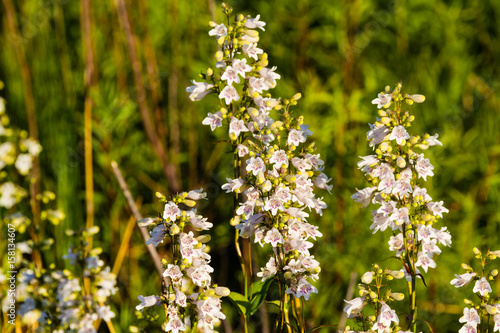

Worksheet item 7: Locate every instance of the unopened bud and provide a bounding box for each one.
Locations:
[215,286,230,297]
[361,271,374,284]
[169,224,180,235]
[396,156,406,168]
[389,292,405,301]
[215,51,223,61]
[230,216,240,226]
[196,234,211,243]
[261,180,272,192]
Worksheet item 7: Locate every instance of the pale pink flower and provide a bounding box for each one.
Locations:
[246,156,266,175]
[202,111,223,131]
[459,307,480,327]
[186,80,214,101]
[208,23,227,37]
[343,297,366,318]
[269,149,289,169]
[245,15,266,30]
[427,201,449,218]
[221,177,245,193]
[264,228,284,247]
[287,129,307,146]
[259,66,281,88]
[232,58,253,77]
[229,117,249,137]
[450,273,476,288]
[389,125,410,145]
[221,66,240,86]
[219,85,240,105]
[415,252,436,272]
[242,43,263,60]
[473,277,492,296]
[163,202,182,221]
[371,93,392,108]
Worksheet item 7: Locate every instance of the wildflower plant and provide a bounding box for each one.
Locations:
[136,189,227,332]
[16,226,117,332]
[351,82,451,331]
[342,263,408,333]
[187,3,331,331]
[450,248,500,333]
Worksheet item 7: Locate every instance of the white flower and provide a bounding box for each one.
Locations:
[0,182,19,209]
[371,93,392,108]
[389,125,410,145]
[269,149,288,169]
[245,15,266,30]
[314,173,333,193]
[96,305,115,322]
[459,307,480,327]
[257,257,277,281]
[248,77,269,94]
[427,201,449,218]
[246,157,266,175]
[15,154,32,175]
[229,117,249,138]
[415,154,434,181]
[427,133,442,146]
[259,66,281,88]
[367,125,389,148]
[242,43,263,61]
[221,178,245,193]
[165,314,186,333]
[236,144,249,157]
[494,314,500,332]
[351,187,376,207]
[415,251,436,272]
[472,277,492,296]
[294,278,318,300]
[378,302,399,326]
[208,23,227,37]
[458,323,477,333]
[264,228,283,247]
[287,129,306,146]
[23,138,42,156]
[163,202,182,221]
[202,111,223,131]
[343,297,366,318]
[219,85,240,105]
[186,80,214,101]
[232,58,253,77]
[221,66,240,86]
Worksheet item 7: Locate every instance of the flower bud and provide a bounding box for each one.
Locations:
[215,51,223,61]
[461,263,472,271]
[369,291,378,299]
[256,171,266,185]
[230,216,240,226]
[396,156,406,168]
[261,180,272,192]
[184,199,196,207]
[473,247,481,255]
[284,271,293,280]
[485,305,498,315]
[215,286,230,297]
[206,68,213,76]
[291,93,302,101]
[196,234,211,243]
[389,292,405,301]
[169,224,180,235]
[361,271,374,284]
[381,117,391,124]
[491,269,498,277]
[387,270,405,279]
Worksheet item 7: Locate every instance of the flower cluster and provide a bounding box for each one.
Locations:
[16,226,117,332]
[450,248,500,333]
[341,263,409,333]
[187,4,330,301]
[0,92,41,210]
[136,189,227,332]
[352,83,451,278]
[0,88,64,233]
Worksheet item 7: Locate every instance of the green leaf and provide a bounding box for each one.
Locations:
[249,278,273,315]
[227,291,250,316]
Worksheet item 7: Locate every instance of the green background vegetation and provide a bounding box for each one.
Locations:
[1,0,499,331]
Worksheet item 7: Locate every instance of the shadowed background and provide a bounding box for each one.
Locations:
[1,0,499,331]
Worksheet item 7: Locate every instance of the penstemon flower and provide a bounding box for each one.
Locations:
[136,189,227,332]
[451,248,500,333]
[187,5,331,330]
[352,82,451,330]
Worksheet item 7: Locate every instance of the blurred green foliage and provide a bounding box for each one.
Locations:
[1,0,499,331]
